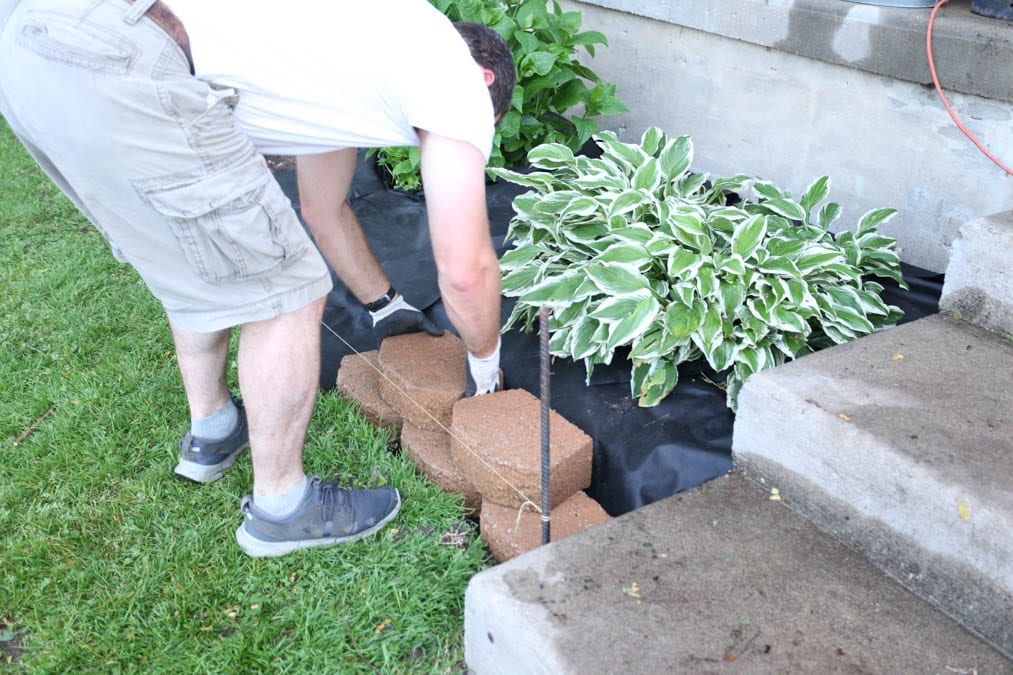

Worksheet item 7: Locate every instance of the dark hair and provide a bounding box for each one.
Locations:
[454,22,516,120]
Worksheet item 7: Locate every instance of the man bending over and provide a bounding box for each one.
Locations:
[0,0,514,557]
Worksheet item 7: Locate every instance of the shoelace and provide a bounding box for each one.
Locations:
[311,477,350,527]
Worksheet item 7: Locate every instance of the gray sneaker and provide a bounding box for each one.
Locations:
[235,475,402,558]
[173,397,249,484]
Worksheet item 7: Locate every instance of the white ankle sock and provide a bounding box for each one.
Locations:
[254,475,309,518]
[191,398,238,441]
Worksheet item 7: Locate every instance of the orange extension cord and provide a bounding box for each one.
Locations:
[926,0,1012,175]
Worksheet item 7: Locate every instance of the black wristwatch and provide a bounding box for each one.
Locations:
[364,286,398,313]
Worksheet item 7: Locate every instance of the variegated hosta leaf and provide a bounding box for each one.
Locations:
[607,224,654,244]
[658,135,693,182]
[770,307,809,334]
[646,233,676,257]
[590,296,645,323]
[555,194,600,220]
[592,131,648,173]
[758,197,807,222]
[632,157,662,192]
[674,171,708,197]
[606,296,661,350]
[585,262,653,296]
[499,245,541,271]
[517,272,585,307]
[574,171,626,192]
[817,202,842,230]
[671,215,713,253]
[719,282,747,318]
[534,190,582,214]
[671,281,696,306]
[766,237,807,258]
[607,189,652,219]
[488,167,559,190]
[706,340,738,372]
[755,254,800,279]
[751,181,787,201]
[630,328,664,360]
[667,247,704,278]
[632,359,680,407]
[692,306,724,353]
[552,299,591,329]
[816,294,875,333]
[717,253,747,277]
[800,176,830,218]
[707,174,753,199]
[527,143,577,170]
[665,299,706,339]
[562,221,609,245]
[593,241,653,269]
[569,317,602,360]
[856,207,897,236]
[796,245,845,274]
[640,126,667,155]
[501,265,542,294]
[731,215,767,259]
[696,265,718,298]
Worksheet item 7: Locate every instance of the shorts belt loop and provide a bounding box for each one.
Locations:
[123,0,158,25]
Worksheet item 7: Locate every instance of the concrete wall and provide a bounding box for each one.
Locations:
[560,0,1013,273]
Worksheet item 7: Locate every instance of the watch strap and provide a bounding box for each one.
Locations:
[364,286,398,313]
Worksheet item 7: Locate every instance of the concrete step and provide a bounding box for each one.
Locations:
[939,209,1013,339]
[733,313,1013,657]
[464,472,1009,673]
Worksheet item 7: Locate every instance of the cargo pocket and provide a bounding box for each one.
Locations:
[134,158,307,283]
[16,11,137,74]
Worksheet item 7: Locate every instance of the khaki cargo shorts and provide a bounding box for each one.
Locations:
[0,0,332,331]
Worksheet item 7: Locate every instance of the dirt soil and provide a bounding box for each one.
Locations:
[265,155,295,173]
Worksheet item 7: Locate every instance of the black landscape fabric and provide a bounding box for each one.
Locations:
[273,153,943,517]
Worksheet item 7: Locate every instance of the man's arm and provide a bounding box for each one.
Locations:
[418,130,501,359]
[296,150,440,342]
[296,149,389,303]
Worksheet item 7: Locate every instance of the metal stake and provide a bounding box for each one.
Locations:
[539,305,551,545]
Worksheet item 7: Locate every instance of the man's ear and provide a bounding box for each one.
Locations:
[482,68,495,87]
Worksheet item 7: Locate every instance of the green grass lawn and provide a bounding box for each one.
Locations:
[0,121,489,673]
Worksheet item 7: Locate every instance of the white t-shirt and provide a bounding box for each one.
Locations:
[165,1,496,159]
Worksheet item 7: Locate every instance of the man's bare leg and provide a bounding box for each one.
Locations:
[237,296,326,497]
[169,323,232,420]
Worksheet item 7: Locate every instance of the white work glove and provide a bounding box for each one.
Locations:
[465,338,502,397]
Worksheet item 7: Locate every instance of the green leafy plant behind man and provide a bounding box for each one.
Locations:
[374,0,627,191]
[493,127,907,410]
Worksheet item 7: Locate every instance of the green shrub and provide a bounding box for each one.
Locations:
[373,0,627,191]
[492,127,908,409]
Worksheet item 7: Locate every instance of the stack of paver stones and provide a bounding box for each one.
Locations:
[336,331,611,561]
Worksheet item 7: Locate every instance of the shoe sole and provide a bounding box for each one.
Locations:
[235,490,402,558]
[173,443,249,484]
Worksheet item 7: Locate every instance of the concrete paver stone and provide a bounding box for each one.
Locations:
[335,351,401,430]
[450,389,592,509]
[378,331,467,431]
[479,491,611,563]
[400,423,481,511]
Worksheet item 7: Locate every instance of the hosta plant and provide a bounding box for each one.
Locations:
[491,127,908,409]
[374,0,627,191]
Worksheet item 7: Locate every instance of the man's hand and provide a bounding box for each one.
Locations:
[465,339,502,396]
[369,292,442,343]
